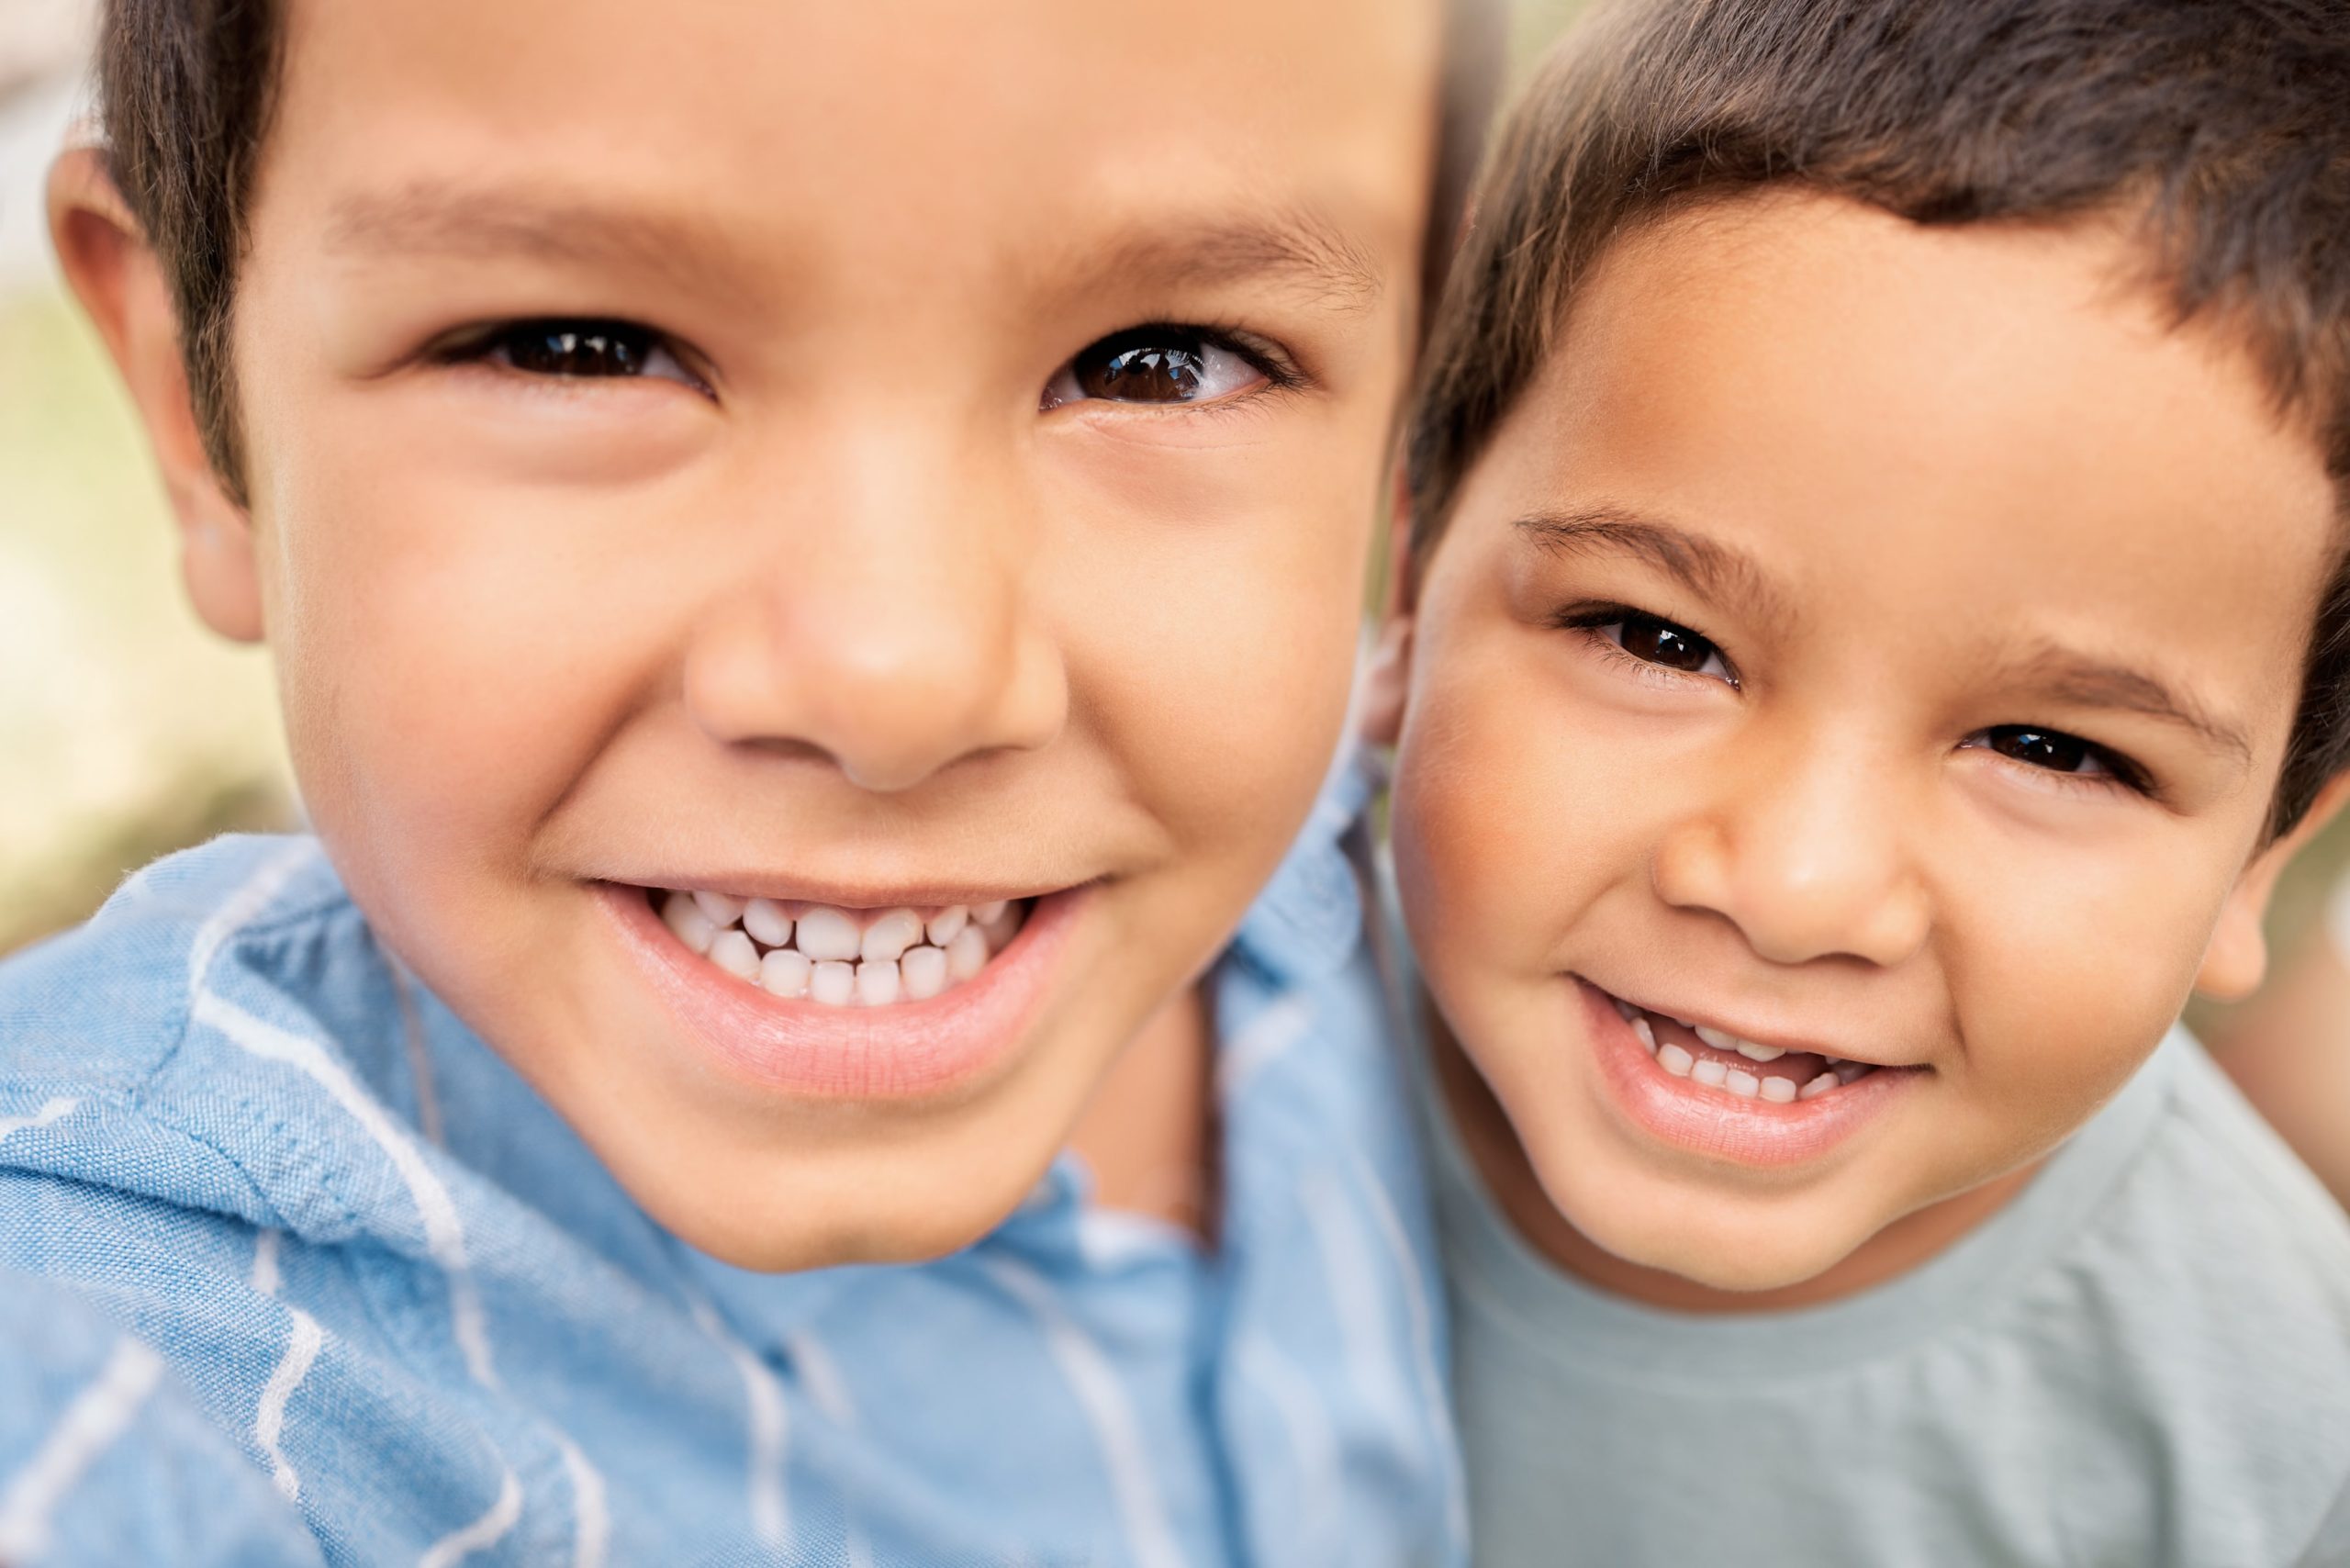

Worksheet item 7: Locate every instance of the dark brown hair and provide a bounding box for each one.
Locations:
[1406,0,2350,836]
[94,0,1505,512]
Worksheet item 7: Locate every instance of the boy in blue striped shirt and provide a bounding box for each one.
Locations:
[0,0,1496,1561]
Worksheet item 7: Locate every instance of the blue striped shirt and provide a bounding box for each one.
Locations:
[0,766,1461,1566]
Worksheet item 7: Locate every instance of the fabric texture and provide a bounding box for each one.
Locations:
[1426,1013,2350,1568]
[0,761,1461,1568]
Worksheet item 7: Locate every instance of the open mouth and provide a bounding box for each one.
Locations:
[1607,994,1886,1104]
[599,878,1084,1100]
[648,887,1030,1007]
[1579,979,1923,1167]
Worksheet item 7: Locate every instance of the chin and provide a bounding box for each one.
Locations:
[629,1148,1052,1274]
[1559,1173,1874,1295]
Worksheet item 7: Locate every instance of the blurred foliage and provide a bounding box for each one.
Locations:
[0,287,294,953]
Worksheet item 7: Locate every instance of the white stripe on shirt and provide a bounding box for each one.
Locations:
[984,1256,1187,1568]
[185,839,319,1002]
[0,1336,166,1563]
[194,991,499,1391]
[688,1295,790,1551]
[416,1465,522,1568]
[0,1096,77,1146]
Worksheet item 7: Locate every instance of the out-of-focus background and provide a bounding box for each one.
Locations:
[2,0,2344,1025]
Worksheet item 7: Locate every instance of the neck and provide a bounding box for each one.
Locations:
[1066,981,1218,1242]
[1429,999,2035,1314]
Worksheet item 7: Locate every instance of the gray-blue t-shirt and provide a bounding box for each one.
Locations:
[1431,1032,2350,1567]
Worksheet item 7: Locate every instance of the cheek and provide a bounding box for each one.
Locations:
[256,444,677,878]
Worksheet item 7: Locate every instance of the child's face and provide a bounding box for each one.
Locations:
[1386,195,2339,1293]
[194,0,1436,1266]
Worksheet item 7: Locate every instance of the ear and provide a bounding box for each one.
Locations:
[2198,771,2350,1001]
[47,147,263,644]
[1360,465,1418,747]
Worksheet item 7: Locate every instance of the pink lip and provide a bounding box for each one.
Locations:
[598,881,1086,1101]
[1578,978,1919,1168]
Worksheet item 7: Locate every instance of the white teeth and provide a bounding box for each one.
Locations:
[1692,1058,1729,1088]
[1759,1075,1797,1103]
[810,960,856,1007]
[860,908,923,964]
[1630,1016,1658,1054]
[1695,1023,1785,1061]
[663,891,720,956]
[946,925,990,982]
[664,886,1010,1008]
[855,958,901,1007]
[1673,1017,1695,1029]
[794,906,862,962]
[1658,1042,1695,1078]
[1799,1072,1838,1101]
[760,949,811,999]
[901,945,948,1001]
[692,890,746,927]
[707,929,761,981]
[1725,1068,1761,1099]
[743,898,793,948]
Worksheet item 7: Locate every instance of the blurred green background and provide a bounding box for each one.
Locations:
[1,0,2343,1028]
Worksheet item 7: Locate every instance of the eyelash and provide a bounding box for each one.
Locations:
[1043,319,1307,415]
[1550,601,2154,797]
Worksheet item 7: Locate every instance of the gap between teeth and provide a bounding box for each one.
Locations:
[659,889,1023,1006]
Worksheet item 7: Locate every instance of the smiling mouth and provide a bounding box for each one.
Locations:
[1604,991,1903,1104]
[644,886,1031,1007]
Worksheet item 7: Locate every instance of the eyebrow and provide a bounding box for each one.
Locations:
[1514,509,2255,768]
[325,184,760,304]
[1079,207,1386,317]
[1513,507,1795,635]
[1992,643,2254,767]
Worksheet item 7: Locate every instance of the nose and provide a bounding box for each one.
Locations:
[681,418,1068,793]
[1651,722,1932,969]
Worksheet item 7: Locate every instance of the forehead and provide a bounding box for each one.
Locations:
[1483,193,2336,727]
[259,0,1440,292]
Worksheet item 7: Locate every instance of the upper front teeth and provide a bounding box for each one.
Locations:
[1695,1024,1785,1062]
[658,889,1021,1006]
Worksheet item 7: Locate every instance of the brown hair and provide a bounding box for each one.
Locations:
[94,0,1506,512]
[1406,0,2350,836]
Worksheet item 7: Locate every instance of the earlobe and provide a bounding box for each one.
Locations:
[46,147,263,644]
[2196,772,2350,1001]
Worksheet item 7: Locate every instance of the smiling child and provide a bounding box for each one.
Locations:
[1373,0,2350,1562]
[0,0,1494,1562]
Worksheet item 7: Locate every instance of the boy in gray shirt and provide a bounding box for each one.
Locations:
[1365,0,2350,1561]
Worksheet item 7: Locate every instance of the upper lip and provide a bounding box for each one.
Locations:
[602,873,1089,911]
[1590,978,1918,1070]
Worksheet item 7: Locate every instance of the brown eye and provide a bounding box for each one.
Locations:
[1042,327,1269,409]
[464,319,706,390]
[1619,614,1721,674]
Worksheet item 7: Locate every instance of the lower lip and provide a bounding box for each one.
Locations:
[1579,979,1918,1169]
[599,882,1087,1101]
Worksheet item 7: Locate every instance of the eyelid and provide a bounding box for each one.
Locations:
[1042,319,1309,414]
[424,317,717,396]
[1960,728,2156,799]
[1550,600,1742,690]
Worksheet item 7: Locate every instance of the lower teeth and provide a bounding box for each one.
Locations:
[656,890,1024,1006]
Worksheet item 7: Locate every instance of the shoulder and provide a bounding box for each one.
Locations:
[0,834,408,1235]
[2026,1036,2350,1564]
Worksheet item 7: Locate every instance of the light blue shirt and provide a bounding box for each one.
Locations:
[0,764,1461,1567]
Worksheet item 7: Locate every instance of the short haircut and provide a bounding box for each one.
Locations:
[94,0,1506,511]
[1405,0,2350,837]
